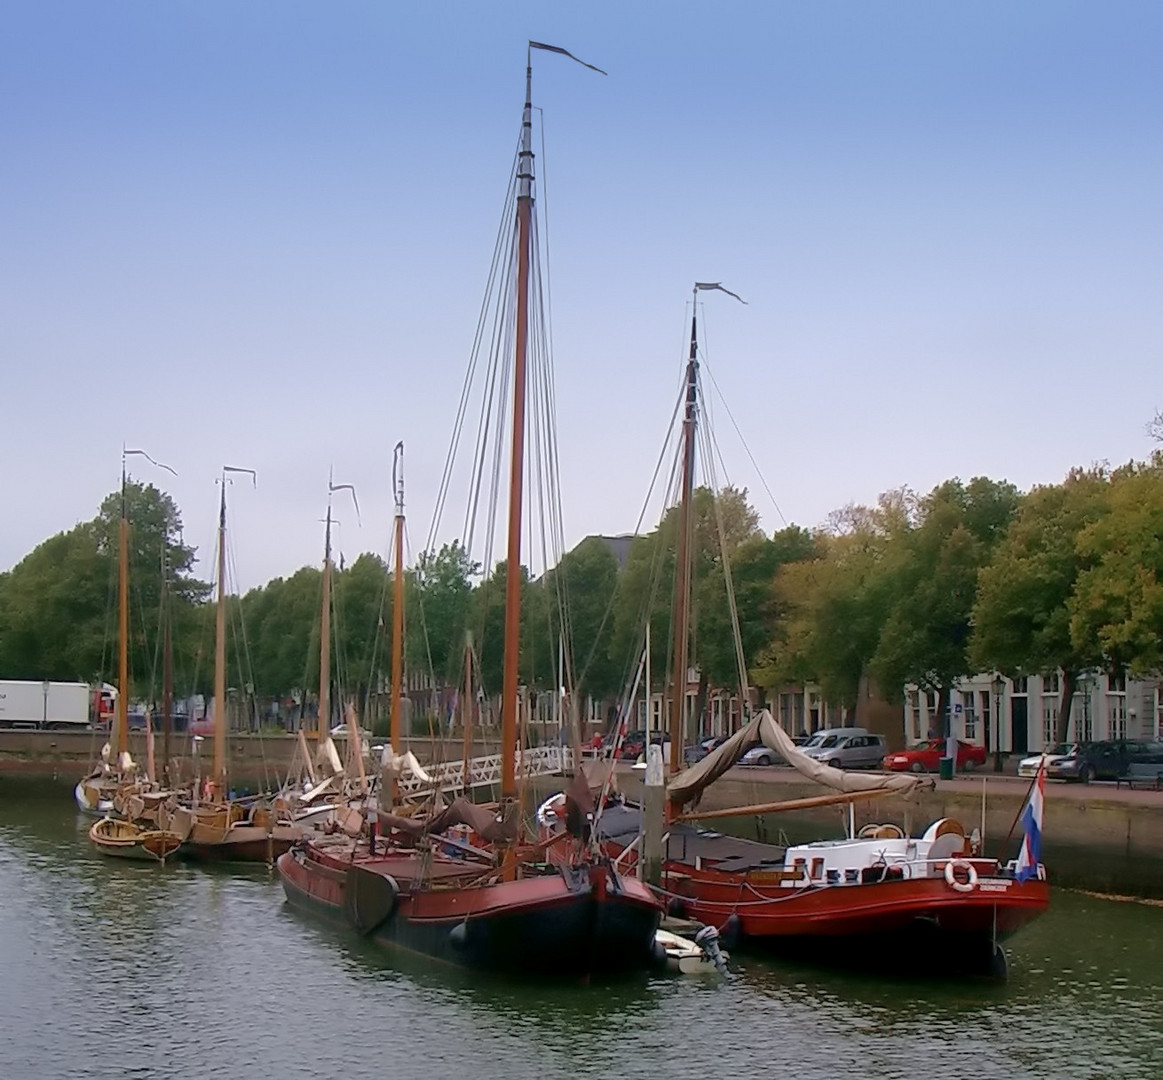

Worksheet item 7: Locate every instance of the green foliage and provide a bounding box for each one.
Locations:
[0,482,209,694]
[1070,457,1163,675]
[971,468,1109,681]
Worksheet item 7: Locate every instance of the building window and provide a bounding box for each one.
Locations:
[1042,702,1058,746]
[962,691,977,740]
[907,690,922,742]
[979,690,992,736]
[1013,676,1029,695]
[779,692,792,730]
[1043,672,1061,696]
[1109,670,1127,693]
[1109,697,1127,741]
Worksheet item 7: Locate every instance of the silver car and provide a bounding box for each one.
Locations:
[804,732,887,770]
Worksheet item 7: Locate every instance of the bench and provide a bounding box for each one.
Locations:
[1116,763,1163,790]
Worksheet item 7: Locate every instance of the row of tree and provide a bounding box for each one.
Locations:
[1,455,1160,743]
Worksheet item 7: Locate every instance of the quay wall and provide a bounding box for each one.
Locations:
[612,768,1163,900]
[0,730,501,786]
[7,732,1163,898]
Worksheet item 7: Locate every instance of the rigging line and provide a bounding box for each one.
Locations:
[697,398,751,704]
[462,219,517,554]
[428,146,521,556]
[465,219,518,568]
[700,354,789,529]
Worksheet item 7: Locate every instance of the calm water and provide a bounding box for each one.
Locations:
[2,786,1161,1080]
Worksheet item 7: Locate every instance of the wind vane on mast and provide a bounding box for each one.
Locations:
[694,282,747,305]
[528,40,608,75]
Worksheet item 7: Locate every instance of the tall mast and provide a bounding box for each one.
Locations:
[116,459,130,759]
[162,548,173,787]
[666,283,745,774]
[321,475,358,744]
[213,478,228,799]
[318,478,334,743]
[668,288,699,773]
[497,42,603,810]
[115,447,176,763]
[213,465,256,800]
[390,442,405,759]
[500,54,536,802]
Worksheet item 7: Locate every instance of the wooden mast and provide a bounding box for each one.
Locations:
[390,442,405,764]
[461,631,473,791]
[162,549,173,787]
[500,54,536,805]
[116,460,130,763]
[318,483,334,743]
[211,465,255,801]
[213,476,228,801]
[668,289,699,774]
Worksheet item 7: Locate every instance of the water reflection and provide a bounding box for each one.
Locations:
[2,787,1162,1080]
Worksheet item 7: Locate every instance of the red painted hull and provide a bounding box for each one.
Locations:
[278,841,663,976]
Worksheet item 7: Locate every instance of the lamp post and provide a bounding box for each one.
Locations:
[991,674,1005,774]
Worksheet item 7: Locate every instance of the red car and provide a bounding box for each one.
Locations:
[882,738,987,773]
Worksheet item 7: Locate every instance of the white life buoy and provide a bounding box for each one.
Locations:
[944,858,978,892]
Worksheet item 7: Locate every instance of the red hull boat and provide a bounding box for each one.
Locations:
[598,802,1047,977]
[277,837,663,976]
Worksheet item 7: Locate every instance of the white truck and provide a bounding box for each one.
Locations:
[0,680,93,730]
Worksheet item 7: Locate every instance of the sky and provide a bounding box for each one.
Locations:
[3,1,1161,592]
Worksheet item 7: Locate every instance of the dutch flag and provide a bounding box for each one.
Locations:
[1015,759,1046,882]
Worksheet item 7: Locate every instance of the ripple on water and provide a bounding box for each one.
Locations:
[2,796,1162,1080]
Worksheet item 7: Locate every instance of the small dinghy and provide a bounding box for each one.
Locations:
[656,924,729,976]
[88,816,186,863]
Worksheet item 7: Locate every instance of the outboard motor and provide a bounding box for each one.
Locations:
[695,924,729,977]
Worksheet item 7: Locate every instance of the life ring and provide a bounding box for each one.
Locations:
[944,859,978,892]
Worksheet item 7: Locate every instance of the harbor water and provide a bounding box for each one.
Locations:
[2,784,1161,1080]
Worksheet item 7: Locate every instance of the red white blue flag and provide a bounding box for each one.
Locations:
[1015,760,1046,882]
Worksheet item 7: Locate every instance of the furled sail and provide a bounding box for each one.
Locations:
[667,709,929,808]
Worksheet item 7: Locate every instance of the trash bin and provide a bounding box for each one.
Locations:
[938,756,954,780]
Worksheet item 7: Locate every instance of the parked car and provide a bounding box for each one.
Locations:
[685,736,727,765]
[1019,740,1163,782]
[740,743,781,766]
[804,732,887,770]
[611,730,648,760]
[883,738,987,774]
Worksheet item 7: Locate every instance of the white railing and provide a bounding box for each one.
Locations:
[396,745,574,798]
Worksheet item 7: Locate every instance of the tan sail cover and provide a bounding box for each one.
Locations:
[667,709,928,808]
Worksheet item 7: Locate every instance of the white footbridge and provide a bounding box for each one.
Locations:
[394,745,575,799]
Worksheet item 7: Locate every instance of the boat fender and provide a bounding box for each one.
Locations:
[649,937,668,970]
[719,914,742,952]
[666,896,689,920]
[449,921,469,951]
[944,859,978,893]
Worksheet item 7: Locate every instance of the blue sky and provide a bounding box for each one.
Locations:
[2,2,1161,590]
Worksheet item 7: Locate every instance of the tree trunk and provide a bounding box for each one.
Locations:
[936,685,950,741]
[1056,669,1077,744]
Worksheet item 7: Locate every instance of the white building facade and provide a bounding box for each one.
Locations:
[904,671,1163,754]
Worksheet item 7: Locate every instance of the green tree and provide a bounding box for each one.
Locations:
[871,477,1021,725]
[0,482,209,697]
[1070,457,1163,675]
[970,468,1109,741]
[755,510,896,711]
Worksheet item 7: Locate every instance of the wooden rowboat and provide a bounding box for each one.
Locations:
[88,816,185,863]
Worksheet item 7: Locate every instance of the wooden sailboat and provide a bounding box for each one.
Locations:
[594,287,1048,978]
[75,450,173,814]
[278,44,663,975]
[88,816,187,863]
[181,467,303,863]
[276,476,362,828]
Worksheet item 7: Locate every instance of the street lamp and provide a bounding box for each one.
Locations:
[991,674,1005,774]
